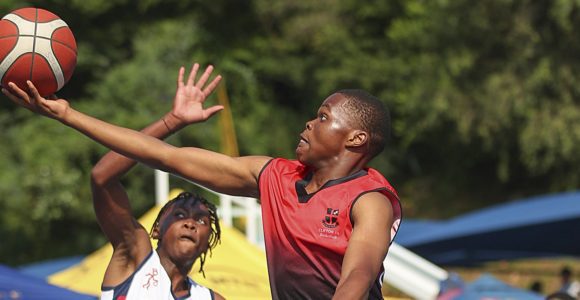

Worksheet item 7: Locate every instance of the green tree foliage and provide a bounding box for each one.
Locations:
[2,0,580,265]
[381,0,580,216]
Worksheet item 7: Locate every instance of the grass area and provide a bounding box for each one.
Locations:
[382,257,580,298]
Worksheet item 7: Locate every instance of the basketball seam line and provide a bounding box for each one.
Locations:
[0,35,77,53]
[1,9,76,92]
[1,12,77,53]
[29,8,37,83]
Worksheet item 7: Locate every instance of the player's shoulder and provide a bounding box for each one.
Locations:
[351,192,395,227]
[364,167,399,198]
[262,157,305,171]
[357,190,392,205]
[352,190,396,220]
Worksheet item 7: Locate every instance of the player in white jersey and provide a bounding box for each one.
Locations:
[88,63,225,300]
[99,194,221,300]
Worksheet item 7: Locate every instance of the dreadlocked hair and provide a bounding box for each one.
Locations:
[150,191,221,277]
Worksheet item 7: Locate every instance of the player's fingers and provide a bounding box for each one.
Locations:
[3,84,36,111]
[202,75,222,97]
[187,63,199,86]
[6,82,31,103]
[177,66,185,88]
[195,65,213,89]
[2,90,24,106]
[26,81,43,105]
[2,86,31,109]
[204,105,224,119]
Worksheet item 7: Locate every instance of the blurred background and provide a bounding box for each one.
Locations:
[1,0,579,298]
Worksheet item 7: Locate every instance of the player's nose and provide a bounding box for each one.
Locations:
[183,219,197,230]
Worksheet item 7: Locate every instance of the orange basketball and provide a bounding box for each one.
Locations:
[0,7,77,96]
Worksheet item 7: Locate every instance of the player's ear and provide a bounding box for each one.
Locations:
[151,224,161,240]
[347,130,368,147]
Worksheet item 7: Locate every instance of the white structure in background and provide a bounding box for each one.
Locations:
[155,170,264,247]
[155,170,447,299]
[155,170,169,206]
[384,243,448,299]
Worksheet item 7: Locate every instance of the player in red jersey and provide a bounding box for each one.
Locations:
[3,64,402,299]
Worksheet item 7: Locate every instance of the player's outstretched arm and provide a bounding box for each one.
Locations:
[332,192,395,300]
[2,63,269,197]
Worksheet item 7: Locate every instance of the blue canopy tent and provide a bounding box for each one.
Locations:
[19,256,84,279]
[0,264,95,300]
[438,273,544,300]
[397,191,580,265]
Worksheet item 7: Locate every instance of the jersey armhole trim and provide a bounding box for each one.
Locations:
[101,249,155,291]
[256,158,275,201]
[348,188,403,244]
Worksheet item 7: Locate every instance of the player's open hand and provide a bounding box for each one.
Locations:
[2,81,70,121]
[168,63,223,128]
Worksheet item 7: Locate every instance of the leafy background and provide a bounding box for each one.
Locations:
[1,0,580,271]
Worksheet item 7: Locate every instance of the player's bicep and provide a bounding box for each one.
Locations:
[92,180,151,253]
[342,192,395,279]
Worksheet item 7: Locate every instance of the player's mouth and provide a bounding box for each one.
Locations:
[298,134,309,145]
[179,234,196,243]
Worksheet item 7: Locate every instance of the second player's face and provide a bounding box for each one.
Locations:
[296,93,353,167]
[157,199,212,264]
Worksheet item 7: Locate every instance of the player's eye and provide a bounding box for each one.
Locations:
[196,218,207,225]
[319,113,327,121]
[174,211,186,218]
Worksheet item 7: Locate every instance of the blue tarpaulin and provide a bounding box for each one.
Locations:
[0,264,95,300]
[397,191,580,265]
[451,273,543,300]
[19,256,84,279]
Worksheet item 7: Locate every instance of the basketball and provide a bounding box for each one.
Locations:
[0,7,77,96]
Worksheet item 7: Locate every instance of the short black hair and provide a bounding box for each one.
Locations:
[336,89,391,158]
[151,191,221,277]
[561,266,572,277]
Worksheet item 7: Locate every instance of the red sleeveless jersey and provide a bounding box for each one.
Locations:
[258,158,402,299]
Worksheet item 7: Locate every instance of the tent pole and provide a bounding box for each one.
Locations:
[155,169,169,205]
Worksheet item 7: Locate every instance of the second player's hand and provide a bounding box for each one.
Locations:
[166,63,224,130]
[2,81,71,121]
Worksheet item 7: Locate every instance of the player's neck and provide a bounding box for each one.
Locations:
[306,165,364,193]
[171,278,191,297]
[157,249,195,279]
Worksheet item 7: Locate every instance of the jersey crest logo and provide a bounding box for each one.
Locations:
[322,208,339,228]
[142,268,159,289]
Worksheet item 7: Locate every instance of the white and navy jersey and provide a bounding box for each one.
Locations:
[101,251,215,300]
